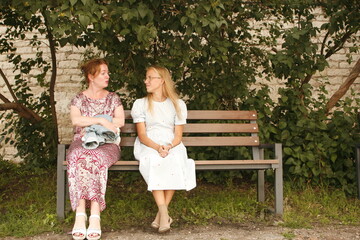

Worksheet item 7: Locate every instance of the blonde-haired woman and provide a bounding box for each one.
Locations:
[131,66,196,233]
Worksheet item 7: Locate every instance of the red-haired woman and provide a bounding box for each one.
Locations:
[67,58,125,240]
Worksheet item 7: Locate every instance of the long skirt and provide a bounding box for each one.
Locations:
[66,139,120,211]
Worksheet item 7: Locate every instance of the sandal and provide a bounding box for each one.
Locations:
[72,212,87,240]
[151,211,160,229]
[158,217,173,233]
[86,214,101,240]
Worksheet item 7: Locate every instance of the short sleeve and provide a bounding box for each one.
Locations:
[175,99,187,125]
[69,94,82,110]
[131,98,146,123]
[110,92,122,108]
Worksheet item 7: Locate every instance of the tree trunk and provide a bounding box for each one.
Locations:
[44,10,59,144]
[325,58,360,113]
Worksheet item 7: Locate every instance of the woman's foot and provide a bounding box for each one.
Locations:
[159,217,173,233]
[158,205,172,233]
[86,214,101,240]
[72,212,87,240]
[151,211,160,229]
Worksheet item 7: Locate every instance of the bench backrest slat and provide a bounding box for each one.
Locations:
[120,136,259,147]
[124,110,257,120]
[118,110,259,147]
[121,123,259,133]
[183,136,259,146]
[187,110,257,120]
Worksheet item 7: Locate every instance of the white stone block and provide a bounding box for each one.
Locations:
[59,60,79,69]
[327,68,350,77]
[330,54,348,62]
[16,47,33,54]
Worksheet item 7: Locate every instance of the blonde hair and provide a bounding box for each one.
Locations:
[146,65,182,117]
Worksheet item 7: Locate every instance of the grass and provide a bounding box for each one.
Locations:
[0,160,359,237]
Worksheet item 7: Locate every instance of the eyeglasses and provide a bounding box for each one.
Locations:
[144,76,161,82]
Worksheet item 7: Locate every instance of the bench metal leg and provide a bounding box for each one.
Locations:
[356,144,360,199]
[257,170,265,202]
[253,146,265,202]
[274,143,283,215]
[57,144,66,219]
[258,148,265,202]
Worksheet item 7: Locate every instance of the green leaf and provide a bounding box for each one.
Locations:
[180,16,188,26]
[284,147,293,155]
[138,4,148,19]
[79,15,90,27]
[279,121,287,129]
[81,0,89,5]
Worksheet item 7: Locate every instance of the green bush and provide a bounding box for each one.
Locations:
[270,85,360,194]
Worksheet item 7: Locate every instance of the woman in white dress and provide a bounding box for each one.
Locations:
[131,65,196,233]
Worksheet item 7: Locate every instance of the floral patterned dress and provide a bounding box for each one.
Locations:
[66,92,122,211]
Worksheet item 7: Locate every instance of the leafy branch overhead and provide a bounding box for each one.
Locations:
[0,0,359,194]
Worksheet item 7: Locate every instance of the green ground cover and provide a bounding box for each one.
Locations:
[0,160,359,237]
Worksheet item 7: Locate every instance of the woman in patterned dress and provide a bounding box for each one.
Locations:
[131,66,196,233]
[67,58,125,240]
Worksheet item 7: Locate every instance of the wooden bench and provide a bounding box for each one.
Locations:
[57,110,283,219]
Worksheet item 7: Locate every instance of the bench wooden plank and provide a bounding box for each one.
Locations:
[123,110,258,120]
[187,110,257,120]
[63,159,279,166]
[120,136,260,146]
[182,136,259,146]
[121,123,259,133]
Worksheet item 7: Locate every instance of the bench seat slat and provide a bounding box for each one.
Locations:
[63,159,279,166]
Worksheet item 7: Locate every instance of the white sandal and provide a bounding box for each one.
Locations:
[86,214,101,240]
[72,212,87,240]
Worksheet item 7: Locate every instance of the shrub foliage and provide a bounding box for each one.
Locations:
[0,0,359,193]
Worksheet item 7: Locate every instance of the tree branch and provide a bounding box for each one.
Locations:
[0,102,43,123]
[0,92,11,103]
[324,30,354,59]
[302,29,355,87]
[0,68,18,102]
[320,30,329,56]
[325,57,360,113]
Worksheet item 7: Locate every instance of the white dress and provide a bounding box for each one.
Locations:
[131,97,196,191]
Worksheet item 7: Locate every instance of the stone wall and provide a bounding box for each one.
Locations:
[0,16,359,162]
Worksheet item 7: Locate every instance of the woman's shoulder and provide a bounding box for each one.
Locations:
[106,91,118,98]
[176,98,185,104]
[134,97,146,104]
[176,98,186,107]
[71,92,85,100]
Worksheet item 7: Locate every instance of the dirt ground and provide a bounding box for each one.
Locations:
[2,224,360,240]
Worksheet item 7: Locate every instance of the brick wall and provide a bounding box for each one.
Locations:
[0,17,359,162]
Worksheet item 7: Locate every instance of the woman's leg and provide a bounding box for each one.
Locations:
[152,190,174,232]
[164,190,175,205]
[87,201,101,238]
[72,199,87,237]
